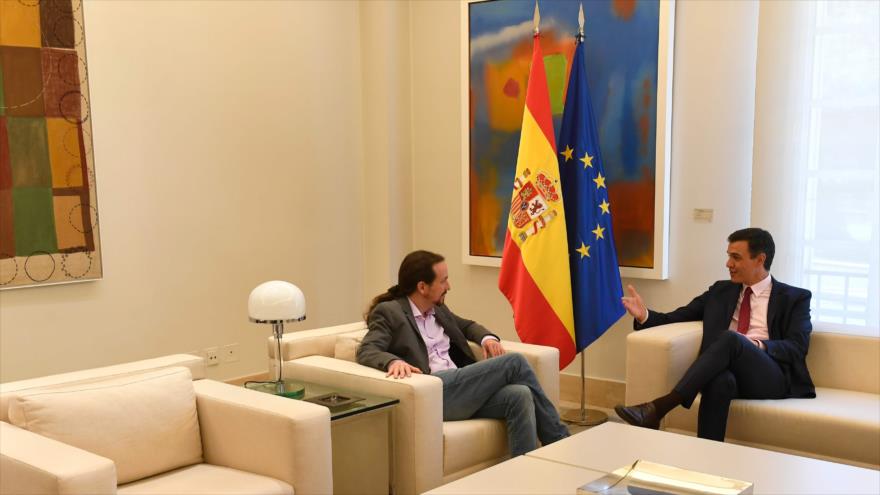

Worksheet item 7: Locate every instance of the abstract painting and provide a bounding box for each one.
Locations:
[0,0,101,289]
[461,0,673,278]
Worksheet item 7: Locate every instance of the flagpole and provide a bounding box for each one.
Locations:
[561,351,608,426]
[559,2,608,428]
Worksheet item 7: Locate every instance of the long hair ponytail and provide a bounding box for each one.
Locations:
[364,250,445,319]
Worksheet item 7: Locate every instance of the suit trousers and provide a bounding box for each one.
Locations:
[434,353,569,456]
[673,331,789,441]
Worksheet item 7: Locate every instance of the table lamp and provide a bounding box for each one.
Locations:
[247,280,307,398]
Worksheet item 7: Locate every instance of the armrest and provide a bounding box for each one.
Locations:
[499,341,561,406]
[271,322,368,361]
[0,421,116,495]
[624,322,702,405]
[283,355,443,495]
[192,380,332,495]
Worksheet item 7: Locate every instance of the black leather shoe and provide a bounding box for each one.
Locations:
[614,402,660,430]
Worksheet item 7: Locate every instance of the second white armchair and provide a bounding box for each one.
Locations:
[270,321,562,495]
[0,354,333,495]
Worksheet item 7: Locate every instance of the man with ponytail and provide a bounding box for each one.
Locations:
[357,250,569,457]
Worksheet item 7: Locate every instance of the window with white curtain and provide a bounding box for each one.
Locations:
[752,0,879,337]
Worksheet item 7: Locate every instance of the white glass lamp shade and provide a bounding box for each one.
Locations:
[248,281,306,323]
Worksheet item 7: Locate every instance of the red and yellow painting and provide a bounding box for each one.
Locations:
[466,0,668,271]
[0,0,101,288]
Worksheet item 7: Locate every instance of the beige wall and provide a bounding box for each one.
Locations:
[360,0,415,302]
[0,1,366,382]
[2,0,763,385]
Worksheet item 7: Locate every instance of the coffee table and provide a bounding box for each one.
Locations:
[527,422,880,494]
[422,455,605,495]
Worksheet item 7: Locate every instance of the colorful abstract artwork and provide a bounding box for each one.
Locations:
[463,0,672,278]
[0,0,101,289]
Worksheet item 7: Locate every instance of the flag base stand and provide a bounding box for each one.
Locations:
[561,350,608,427]
[562,407,608,427]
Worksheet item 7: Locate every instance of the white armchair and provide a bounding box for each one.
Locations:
[0,354,333,495]
[624,321,880,467]
[270,322,561,495]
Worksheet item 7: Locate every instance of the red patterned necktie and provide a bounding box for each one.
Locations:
[737,287,753,335]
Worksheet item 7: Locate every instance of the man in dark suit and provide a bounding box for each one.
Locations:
[357,250,569,456]
[614,228,815,441]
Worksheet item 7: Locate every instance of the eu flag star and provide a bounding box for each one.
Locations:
[576,242,591,259]
[599,199,610,214]
[593,172,606,189]
[579,152,594,169]
[560,145,574,162]
[592,224,605,240]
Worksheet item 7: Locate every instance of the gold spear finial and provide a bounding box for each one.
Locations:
[533,0,541,35]
[578,3,585,42]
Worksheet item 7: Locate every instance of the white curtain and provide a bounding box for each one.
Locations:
[752,1,879,336]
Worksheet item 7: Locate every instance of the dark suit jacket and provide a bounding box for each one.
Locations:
[636,278,816,398]
[357,297,497,374]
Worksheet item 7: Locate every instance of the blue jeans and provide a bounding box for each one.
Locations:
[434,353,569,456]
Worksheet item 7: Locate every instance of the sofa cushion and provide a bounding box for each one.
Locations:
[443,418,508,476]
[334,332,365,362]
[0,354,205,422]
[117,464,293,495]
[807,332,880,394]
[8,367,203,484]
[666,387,880,466]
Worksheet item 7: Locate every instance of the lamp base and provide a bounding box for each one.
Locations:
[561,407,608,427]
[245,380,305,399]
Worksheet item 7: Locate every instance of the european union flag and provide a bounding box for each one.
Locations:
[558,36,625,351]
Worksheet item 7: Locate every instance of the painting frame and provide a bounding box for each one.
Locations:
[460,0,674,279]
[0,0,103,290]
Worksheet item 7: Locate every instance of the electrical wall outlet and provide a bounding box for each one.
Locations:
[222,343,240,363]
[205,347,220,366]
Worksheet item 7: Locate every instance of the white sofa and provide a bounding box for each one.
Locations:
[625,322,880,468]
[270,321,561,495]
[0,354,333,495]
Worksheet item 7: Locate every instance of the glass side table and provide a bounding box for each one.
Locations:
[245,380,399,420]
[245,380,399,495]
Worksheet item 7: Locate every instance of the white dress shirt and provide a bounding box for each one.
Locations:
[407,298,499,373]
[729,273,773,344]
[408,298,457,373]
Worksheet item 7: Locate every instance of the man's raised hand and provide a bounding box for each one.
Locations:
[621,284,648,323]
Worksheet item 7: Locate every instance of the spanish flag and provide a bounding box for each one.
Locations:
[499,32,576,369]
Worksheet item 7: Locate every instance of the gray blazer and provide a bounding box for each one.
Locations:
[357,297,497,374]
